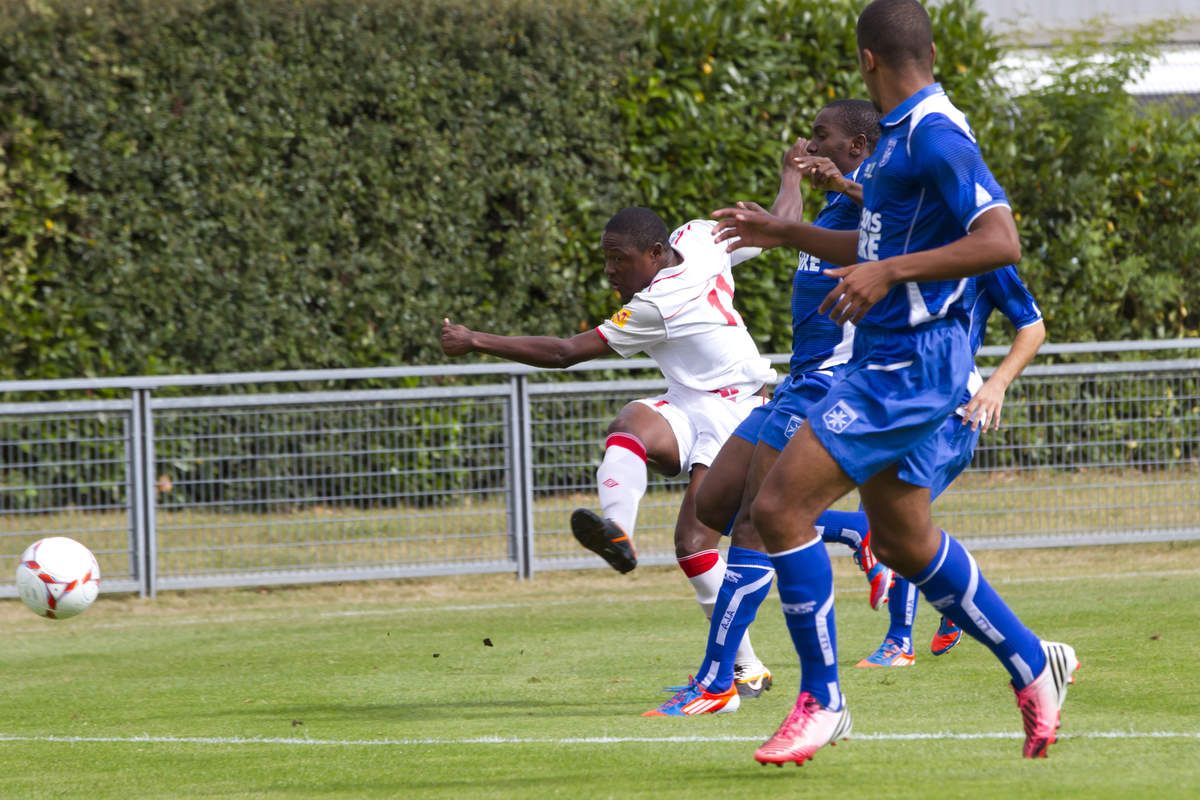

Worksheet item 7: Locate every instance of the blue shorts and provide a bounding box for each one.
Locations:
[808,319,973,488]
[732,371,835,451]
[922,412,981,500]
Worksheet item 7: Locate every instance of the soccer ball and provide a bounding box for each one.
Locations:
[15,537,101,620]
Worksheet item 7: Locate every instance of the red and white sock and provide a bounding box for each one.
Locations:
[678,549,725,620]
[596,433,648,537]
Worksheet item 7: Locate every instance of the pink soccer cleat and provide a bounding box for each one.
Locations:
[1012,641,1079,758]
[754,691,852,766]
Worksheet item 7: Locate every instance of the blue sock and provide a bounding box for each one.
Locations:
[911,531,1046,687]
[885,576,917,653]
[771,537,841,710]
[815,509,868,549]
[696,546,773,692]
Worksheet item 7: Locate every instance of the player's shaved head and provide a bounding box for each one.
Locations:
[856,0,933,69]
[823,99,882,153]
[605,207,670,253]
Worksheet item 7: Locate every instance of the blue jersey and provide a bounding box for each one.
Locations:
[789,168,861,376]
[965,265,1042,357]
[856,84,1010,331]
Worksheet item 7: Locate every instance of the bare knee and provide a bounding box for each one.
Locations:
[674,517,719,559]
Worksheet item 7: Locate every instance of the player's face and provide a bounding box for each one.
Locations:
[808,109,859,175]
[601,231,658,302]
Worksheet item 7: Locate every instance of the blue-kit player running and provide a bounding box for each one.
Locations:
[712,0,1078,764]
[644,98,886,716]
[853,264,1046,667]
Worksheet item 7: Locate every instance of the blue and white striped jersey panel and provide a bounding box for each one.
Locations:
[788,170,861,377]
[856,83,1011,331]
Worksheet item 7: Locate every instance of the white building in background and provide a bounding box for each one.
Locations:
[959,0,1200,102]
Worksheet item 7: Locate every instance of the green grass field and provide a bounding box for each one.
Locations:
[2,542,1199,799]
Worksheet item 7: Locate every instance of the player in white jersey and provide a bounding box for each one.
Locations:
[441,207,775,691]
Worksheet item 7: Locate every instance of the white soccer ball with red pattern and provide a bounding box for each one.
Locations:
[15,537,101,620]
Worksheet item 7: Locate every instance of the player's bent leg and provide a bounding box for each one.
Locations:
[573,403,681,572]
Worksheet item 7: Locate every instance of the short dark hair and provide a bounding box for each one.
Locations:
[823,98,882,154]
[856,0,933,69]
[604,207,670,252]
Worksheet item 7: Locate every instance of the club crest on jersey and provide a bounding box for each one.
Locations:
[609,308,632,327]
[784,415,805,439]
[822,400,858,434]
[878,137,898,168]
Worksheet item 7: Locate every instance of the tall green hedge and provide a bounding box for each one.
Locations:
[1,0,1197,384]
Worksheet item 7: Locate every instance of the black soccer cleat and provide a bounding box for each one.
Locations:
[570,509,637,574]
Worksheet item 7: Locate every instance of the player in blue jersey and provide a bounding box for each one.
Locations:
[643,99,889,716]
[711,0,1078,763]
[855,264,1046,667]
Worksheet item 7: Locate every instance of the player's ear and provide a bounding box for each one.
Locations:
[858,47,876,73]
[849,133,867,158]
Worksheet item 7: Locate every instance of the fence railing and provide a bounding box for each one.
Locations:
[1,339,1198,598]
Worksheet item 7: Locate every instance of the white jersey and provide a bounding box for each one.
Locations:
[596,219,775,395]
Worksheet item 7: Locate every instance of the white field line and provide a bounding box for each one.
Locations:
[0,731,1197,747]
[5,568,1200,634]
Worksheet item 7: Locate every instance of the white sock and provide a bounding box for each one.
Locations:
[735,631,761,670]
[595,433,648,536]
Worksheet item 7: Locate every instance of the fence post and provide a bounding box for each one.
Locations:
[131,388,158,598]
[518,375,535,579]
[128,391,148,598]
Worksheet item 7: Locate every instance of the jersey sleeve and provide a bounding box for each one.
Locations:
[980,265,1042,330]
[910,116,1010,232]
[595,295,668,358]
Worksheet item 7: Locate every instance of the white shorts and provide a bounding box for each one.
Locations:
[636,383,769,475]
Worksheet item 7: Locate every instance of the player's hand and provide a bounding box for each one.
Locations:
[962,380,1006,432]
[818,260,894,324]
[781,137,811,177]
[440,318,475,357]
[793,155,845,193]
[712,202,788,252]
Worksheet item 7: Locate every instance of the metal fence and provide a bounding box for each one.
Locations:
[1,340,1198,598]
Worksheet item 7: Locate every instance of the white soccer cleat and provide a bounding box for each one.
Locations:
[754,691,852,766]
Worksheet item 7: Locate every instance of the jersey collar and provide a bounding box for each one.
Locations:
[880,82,944,128]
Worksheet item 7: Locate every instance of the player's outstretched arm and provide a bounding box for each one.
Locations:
[963,319,1045,432]
[819,206,1023,324]
[712,202,857,264]
[440,318,613,369]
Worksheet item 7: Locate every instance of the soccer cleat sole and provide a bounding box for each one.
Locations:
[570,509,637,573]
